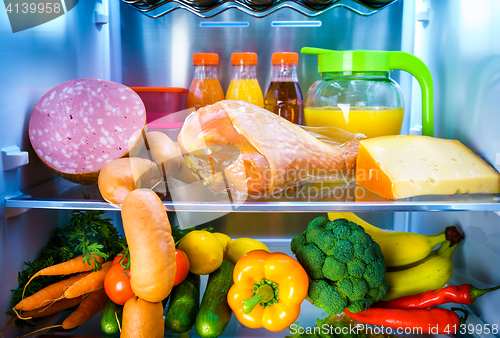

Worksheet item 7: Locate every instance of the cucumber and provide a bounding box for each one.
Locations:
[195,261,235,338]
[100,299,123,335]
[165,272,201,333]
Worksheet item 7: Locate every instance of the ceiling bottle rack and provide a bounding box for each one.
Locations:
[119,0,397,19]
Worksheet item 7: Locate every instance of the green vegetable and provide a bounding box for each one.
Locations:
[195,261,234,338]
[8,210,124,326]
[291,217,387,315]
[100,300,123,335]
[165,273,201,333]
[51,210,124,270]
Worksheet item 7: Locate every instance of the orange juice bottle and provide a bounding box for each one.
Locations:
[226,52,264,107]
[187,53,225,110]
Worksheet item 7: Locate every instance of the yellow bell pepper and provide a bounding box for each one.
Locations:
[227,250,308,332]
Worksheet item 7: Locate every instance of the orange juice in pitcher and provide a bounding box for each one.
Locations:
[304,106,404,138]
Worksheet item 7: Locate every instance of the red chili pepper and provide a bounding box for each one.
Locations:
[375,284,500,309]
[344,308,467,334]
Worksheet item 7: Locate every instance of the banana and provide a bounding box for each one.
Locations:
[383,242,459,301]
[327,212,448,267]
[370,231,447,268]
[386,240,451,272]
[328,212,385,237]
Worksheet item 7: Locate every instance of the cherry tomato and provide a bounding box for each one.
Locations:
[104,263,135,305]
[112,250,128,266]
[174,249,190,286]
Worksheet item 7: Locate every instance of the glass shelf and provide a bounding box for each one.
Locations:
[5,178,500,213]
[120,0,397,19]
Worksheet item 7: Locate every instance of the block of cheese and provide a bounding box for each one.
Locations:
[355,135,500,199]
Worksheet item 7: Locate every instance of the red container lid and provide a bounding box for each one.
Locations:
[130,87,187,94]
[193,53,219,65]
[231,52,258,65]
[272,52,299,65]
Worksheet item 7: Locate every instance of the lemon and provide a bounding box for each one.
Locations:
[212,232,232,260]
[178,230,223,275]
[226,238,270,264]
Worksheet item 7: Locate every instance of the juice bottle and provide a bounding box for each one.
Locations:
[264,52,303,124]
[187,53,224,110]
[226,52,264,107]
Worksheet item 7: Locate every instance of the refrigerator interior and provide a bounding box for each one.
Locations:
[0,0,499,336]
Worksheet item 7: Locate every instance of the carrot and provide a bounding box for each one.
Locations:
[14,291,106,338]
[15,273,89,311]
[16,296,84,320]
[62,289,109,329]
[22,254,104,299]
[63,261,112,299]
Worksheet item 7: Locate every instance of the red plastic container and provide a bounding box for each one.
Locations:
[130,87,187,124]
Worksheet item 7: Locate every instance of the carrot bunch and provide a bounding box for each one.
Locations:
[6,255,111,336]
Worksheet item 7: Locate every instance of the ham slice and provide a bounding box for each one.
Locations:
[29,79,146,185]
[178,100,359,199]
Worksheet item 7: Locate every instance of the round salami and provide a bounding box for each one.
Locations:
[29,79,146,185]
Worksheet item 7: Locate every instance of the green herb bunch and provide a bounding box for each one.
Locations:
[45,210,124,269]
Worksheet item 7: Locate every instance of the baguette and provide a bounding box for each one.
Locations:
[121,189,176,302]
[98,157,161,204]
[121,296,164,338]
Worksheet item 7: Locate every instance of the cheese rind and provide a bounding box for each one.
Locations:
[355,135,500,199]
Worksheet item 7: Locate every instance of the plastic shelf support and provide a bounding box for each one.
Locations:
[1,146,29,171]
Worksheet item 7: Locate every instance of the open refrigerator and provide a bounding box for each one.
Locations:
[1,0,500,337]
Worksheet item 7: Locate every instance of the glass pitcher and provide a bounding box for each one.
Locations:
[301,48,434,137]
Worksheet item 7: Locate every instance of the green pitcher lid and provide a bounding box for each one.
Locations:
[301,47,394,72]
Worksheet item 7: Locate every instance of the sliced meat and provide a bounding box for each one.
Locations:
[29,79,146,184]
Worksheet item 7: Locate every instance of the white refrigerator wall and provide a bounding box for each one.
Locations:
[0,0,112,334]
[409,0,500,330]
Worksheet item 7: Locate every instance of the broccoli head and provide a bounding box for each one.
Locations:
[306,217,329,244]
[295,244,326,280]
[291,234,306,254]
[308,280,347,315]
[291,217,387,314]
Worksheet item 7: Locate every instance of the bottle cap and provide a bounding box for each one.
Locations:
[272,52,298,65]
[193,53,219,65]
[231,52,258,65]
